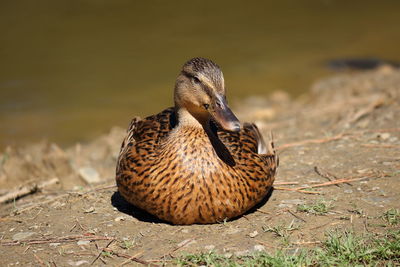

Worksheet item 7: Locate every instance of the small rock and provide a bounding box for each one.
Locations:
[78,167,101,184]
[12,232,35,241]
[49,243,61,247]
[344,189,353,194]
[248,230,258,238]
[68,260,89,266]
[77,240,90,246]
[357,169,370,174]
[380,133,391,140]
[87,228,98,234]
[181,229,189,233]
[115,216,125,222]
[282,199,305,205]
[223,253,233,258]
[253,245,265,251]
[234,250,250,257]
[84,207,95,213]
[50,201,64,209]
[226,227,241,235]
[204,245,215,250]
[278,199,305,208]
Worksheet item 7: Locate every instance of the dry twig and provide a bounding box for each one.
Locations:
[314,166,350,187]
[274,187,321,194]
[8,183,116,215]
[343,98,384,127]
[287,210,306,222]
[361,144,400,148]
[291,241,322,245]
[102,248,159,267]
[91,239,115,265]
[0,178,59,204]
[160,238,196,259]
[277,133,349,150]
[293,176,379,191]
[1,234,114,246]
[34,254,46,267]
[273,181,299,185]
[119,251,144,267]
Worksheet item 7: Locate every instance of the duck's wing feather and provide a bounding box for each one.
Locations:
[117,107,176,163]
[218,122,278,168]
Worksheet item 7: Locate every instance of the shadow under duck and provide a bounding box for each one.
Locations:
[116,57,278,225]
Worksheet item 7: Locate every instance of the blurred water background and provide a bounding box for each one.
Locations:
[1,0,400,148]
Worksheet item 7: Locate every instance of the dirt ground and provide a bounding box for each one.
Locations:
[0,66,399,266]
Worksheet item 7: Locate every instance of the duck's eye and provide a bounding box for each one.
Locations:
[203,104,209,110]
[192,76,201,84]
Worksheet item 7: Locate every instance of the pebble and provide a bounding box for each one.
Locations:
[253,245,265,251]
[234,250,250,257]
[84,207,95,213]
[67,260,89,266]
[204,245,215,250]
[357,169,370,174]
[12,232,36,241]
[78,167,101,184]
[226,227,241,235]
[49,243,61,247]
[278,199,305,208]
[223,253,233,258]
[114,216,125,222]
[248,230,258,238]
[77,240,90,246]
[380,133,391,140]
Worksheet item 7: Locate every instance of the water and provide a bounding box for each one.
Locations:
[1,0,400,148]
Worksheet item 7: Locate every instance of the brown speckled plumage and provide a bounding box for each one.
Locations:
[116,58,278,224]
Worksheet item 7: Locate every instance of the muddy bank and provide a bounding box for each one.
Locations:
[0,66,399,266]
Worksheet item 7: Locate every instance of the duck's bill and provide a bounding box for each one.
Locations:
[212,97,241,132]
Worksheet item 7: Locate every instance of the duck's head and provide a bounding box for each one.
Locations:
[174,57,241,132]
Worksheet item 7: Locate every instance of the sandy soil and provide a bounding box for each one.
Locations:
[0,66,399,266]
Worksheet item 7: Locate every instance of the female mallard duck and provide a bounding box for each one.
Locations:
[116,57,278,225]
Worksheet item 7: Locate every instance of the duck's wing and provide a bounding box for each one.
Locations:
[117,107,176,164]
[243,123,279,170]
[218,122,278,167]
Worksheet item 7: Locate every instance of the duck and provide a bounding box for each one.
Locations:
[116,57,278,225]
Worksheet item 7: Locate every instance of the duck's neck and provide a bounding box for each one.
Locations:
[174,107,235,166]
[175,107,210,131]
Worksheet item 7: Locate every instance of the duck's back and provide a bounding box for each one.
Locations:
[116,108,277,224]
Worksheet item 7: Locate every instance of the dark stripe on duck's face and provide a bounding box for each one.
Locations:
[181,70,214,98]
